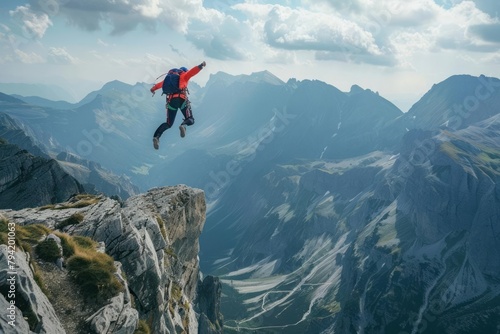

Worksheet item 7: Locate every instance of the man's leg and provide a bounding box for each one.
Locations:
[153,107,177,149]
[179,99,194,138]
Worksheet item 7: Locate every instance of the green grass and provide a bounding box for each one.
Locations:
[65,241,123,301]
[0,220,50,297]
[54,232,122,301]
[0,219,8,245]
[57,194,100,209]
[56,213,84,230]
[38,194,100,210]
[440,141,500,176]
[440,141,462,161]
[0,219,122,303]
[155,214,167,240]
[171,281,183,302]
[134,320,151,334]
[0,220,52,252]
[166,247,177,258]
[18,224,52,244]
[36,239,61,262]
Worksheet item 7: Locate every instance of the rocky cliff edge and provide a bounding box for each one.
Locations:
[0,185,223,334]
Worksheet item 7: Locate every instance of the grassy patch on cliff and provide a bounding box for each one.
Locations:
[55,213,85,230]
[57,232,123,302]
[155,214,167,240]
[0,220,122,303]
[61,194,100,209]
[134,320,151,334]
[0,219,51,251]
[440,141,500,176]
[39,194,100,210]
[36,238,61,262]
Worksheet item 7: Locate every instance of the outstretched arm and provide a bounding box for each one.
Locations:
[180,61,206,88]
[150,81,163,95]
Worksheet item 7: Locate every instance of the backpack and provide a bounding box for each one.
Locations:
[162,68,184,95]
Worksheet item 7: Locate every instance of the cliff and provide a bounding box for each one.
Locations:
[0,141,84,210]
[0,112,139,200]
[0,185,222,334]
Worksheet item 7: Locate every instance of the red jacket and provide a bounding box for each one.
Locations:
[151,65,202,98]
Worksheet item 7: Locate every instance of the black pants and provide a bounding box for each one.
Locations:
[153,96,195,138]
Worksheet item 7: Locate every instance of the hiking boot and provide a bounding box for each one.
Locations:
[179,125,186,138]
[153,137,159,150]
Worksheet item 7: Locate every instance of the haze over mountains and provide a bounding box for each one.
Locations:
[1,71,499,333]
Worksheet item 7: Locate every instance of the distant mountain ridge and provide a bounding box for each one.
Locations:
[0,82,77,102]
[0,109,139,201]
[0,141,84,209]
[1,72,500,333]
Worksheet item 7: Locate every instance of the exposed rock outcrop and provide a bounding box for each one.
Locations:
[56,151,139,200]
[197,276,223,334]
[0,244,66,334]
[0,142,84,210]
[0,111,139,201]
[0,185,223,333]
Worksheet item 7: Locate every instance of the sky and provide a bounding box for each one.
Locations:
[0,0,499,110]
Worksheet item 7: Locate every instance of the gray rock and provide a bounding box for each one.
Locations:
[0,142,83,210]
[86,262,138,334]
[0,185,219,334]
[197,276,223,334]
[68,185,208,333]
[0,245,65,334]
[56,151,140,200]
[0,294,32,334]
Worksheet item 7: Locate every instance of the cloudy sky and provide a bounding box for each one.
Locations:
[0,0,499,110]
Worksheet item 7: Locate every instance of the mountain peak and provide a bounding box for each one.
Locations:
[248,70,284,85]
[0,92,26,104]
[405,74,500,130]
[101,80,133,91]
[348,84,377,95]
[207,70,285,87]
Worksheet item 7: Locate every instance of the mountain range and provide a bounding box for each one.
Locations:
[1,71,499,333]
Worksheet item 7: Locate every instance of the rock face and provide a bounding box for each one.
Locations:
[197,276,223,334]
[56,151,139,200]
[0,141,84,210]
[0,244,66,334]
[0,112,49,158]
[198,76,500,333]
[0,111,139,200]
[85,262,138,334]
[0,185,223,334]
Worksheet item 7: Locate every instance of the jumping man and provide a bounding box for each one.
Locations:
[150,61,206,149]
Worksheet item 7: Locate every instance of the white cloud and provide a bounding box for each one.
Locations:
[47,47,79,64]
[384,0,441,27]
[469,23,500,43]
[264,6,381,54]
[186,8,250,60]
[472,0,500,18]
[9,5,52,39]
[15,49,45,64]
[9,0,499,69]
[425,1,498,52]
[0,23,42,64]
[0,24,11,33]
[35,0,163,34]
[235,4,395,65]
[133,0,163,18]
[97,38,109,47]
[157,1,196,33]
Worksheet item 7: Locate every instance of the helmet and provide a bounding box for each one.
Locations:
[180,67,188,72]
